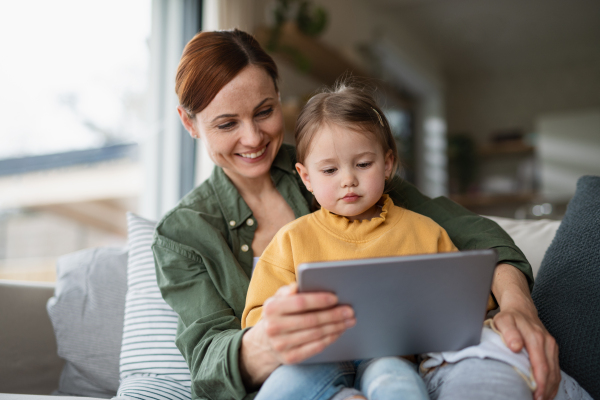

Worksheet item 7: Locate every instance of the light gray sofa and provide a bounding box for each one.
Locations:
[0,216,561,399]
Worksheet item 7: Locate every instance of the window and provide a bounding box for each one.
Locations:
[0,0,151,281]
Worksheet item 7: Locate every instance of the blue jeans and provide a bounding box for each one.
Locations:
[255,357,429,400]
[421,358,593,400]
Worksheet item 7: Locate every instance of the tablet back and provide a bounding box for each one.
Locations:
[297,249,497,364]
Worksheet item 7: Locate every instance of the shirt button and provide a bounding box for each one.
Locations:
[241,244,249,252]
[229,220,236,227]
[246,218,255,226]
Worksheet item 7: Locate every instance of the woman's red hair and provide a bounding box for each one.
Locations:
[175,29,279,117]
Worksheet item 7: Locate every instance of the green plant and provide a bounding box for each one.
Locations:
[267,0,329,73]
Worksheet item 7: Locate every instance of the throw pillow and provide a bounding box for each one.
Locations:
[532,175,600,399]
[116,213,192,400]
[485,216,560,278]
[47,246,128,398]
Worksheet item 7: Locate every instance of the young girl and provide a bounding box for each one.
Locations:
[241,82,573,400]
[240,82,455,400]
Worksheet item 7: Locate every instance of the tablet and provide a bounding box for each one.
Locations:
[297,249,497,364]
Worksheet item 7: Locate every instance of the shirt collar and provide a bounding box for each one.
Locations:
[209,144,297,230]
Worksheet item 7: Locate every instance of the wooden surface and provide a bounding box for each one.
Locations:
[478,143,535,157]
[254,23,412,108]
[450,192,536,208]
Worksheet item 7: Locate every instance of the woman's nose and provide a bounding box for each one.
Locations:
[240,122,263,147]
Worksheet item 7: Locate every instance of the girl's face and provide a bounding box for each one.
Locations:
[296,123,394,221]
[178,66,284,184]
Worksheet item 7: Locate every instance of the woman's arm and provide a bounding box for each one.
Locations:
[153,232,250,400]
[154,208,355,398]
[492,264,560,400]
[240,284,354,390]
[388,179,534,288]
[389,179,559,400]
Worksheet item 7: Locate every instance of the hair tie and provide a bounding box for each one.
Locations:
[372,108,384,127]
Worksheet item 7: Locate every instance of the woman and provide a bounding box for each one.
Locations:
[153,29,561,400]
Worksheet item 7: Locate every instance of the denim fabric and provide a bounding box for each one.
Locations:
[357,357,429,400]
[255,357,428,400]
[255,361,355,400]
[421,358,592,400]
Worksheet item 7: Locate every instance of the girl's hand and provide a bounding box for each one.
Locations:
[240,283,356,389]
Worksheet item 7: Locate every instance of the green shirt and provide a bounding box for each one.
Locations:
[152,143,533,400]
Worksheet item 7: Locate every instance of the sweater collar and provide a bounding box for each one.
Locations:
[313,194,400,241]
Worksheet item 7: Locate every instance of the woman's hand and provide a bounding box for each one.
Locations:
[492,264,561,400]
[239,283,356,389]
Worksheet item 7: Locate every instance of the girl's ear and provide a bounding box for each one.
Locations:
[384,149,394,180]
[295,162,312,192]
[177,105,199,138]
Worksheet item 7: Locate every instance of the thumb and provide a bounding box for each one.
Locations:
[275,283,298,297]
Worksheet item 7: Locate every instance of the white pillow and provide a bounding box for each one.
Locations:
[116,213,192,400]
[485,216,560,278]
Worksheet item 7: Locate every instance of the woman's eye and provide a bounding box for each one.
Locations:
[256,107,273,118]
[357,162,372,168]
[323,168,337,175]
[217,121,236,130]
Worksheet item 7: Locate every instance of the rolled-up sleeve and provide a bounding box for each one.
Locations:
[153,213,255,400]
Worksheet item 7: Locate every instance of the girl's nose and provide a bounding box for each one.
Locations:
[341,169,359,188]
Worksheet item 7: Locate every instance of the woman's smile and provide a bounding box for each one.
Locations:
[236,143,269,162]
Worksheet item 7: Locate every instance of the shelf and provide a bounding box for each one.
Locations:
[450,192,537,208]
[478,143,535,157]
[254,23,411,108]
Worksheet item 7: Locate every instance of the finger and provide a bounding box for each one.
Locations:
[280,333,342,365]
[542,336,560,400]
[274,283,298,297]
[264,305,354,336]
[520,325,550,400]
[493,312,524,352]
[270,318,356,353]
[264,291,339,316]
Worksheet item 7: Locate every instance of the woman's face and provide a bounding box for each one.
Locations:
[179,66,284,184]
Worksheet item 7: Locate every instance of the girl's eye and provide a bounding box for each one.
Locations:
[357,162,372,168]
[256,107,273,118]
[323,168,337,175]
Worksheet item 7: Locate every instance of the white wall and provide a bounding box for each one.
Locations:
[446,63,600,142]
[537,109,600,201]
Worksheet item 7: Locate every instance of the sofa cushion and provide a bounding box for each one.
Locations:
[532,175,600,399]
[484,216,560,278]
[117,213,192,400]
[46,246,128,398]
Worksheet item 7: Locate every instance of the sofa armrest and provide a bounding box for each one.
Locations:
[0,280,64,395]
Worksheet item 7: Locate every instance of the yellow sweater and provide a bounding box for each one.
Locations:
[242,195,459,328]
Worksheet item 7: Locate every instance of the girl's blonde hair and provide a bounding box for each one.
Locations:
[294,80,400,180]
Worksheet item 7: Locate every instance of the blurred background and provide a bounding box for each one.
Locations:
[1,0,599,282]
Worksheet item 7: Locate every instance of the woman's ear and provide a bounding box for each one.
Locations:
[295,162,312,192]
[177,105,199,138]
[384,149,394,180]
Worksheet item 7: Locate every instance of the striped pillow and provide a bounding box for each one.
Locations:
[116,213,192,400]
